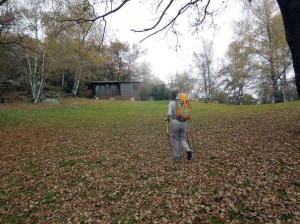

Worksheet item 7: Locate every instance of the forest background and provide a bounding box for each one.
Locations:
[0,0,298,104]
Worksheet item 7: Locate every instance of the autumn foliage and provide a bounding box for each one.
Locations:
[0,99,299,223]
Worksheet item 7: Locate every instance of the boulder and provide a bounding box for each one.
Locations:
[43,98,60,105]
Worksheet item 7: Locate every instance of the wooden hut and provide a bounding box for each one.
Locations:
[90,81,141,100]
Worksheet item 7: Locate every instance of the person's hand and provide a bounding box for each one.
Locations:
[164,116,169,122]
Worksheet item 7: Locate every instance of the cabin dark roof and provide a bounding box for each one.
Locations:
[91,80,141,84]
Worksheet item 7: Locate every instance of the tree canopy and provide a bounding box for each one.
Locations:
[0,0,299,102]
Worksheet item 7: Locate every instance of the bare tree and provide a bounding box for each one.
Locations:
[22,0,49,103]
[193,39,215,100]
[99,41,144,81]
[168,71,195,95]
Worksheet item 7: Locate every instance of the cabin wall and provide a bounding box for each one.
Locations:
[91,82,140,100]
[120,83,140,100]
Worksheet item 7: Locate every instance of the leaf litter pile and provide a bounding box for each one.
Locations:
[0,100,299,223]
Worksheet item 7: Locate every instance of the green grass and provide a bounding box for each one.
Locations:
[59,160,76,167]
[1,214,28,223]
[0,99,298,128]
[42,191,60,205]
[0,99,168,128]
[210,217,225,224]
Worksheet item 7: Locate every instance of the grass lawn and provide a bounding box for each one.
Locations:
[0,99,299,223]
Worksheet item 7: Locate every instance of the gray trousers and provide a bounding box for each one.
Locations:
[171,120,191,158]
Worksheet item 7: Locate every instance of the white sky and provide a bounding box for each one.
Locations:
[106,1,242,83]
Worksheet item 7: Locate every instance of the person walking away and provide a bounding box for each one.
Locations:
[164,90,192,160]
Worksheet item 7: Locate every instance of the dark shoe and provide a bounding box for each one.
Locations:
[187,151,192,160]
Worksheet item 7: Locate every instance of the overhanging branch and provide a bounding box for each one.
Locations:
[131,0,213,43]
[0,0,8,6]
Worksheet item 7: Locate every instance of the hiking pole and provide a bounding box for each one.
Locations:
[165,120,172,150]
[186,121,193,151]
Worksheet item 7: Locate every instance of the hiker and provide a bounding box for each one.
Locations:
[164,90,192,160]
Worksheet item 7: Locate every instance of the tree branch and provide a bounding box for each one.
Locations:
[0,0,8,7]
[59,0,131,24]
[56,0,214,45]
[130,0,214,43]
[133,0,175,33]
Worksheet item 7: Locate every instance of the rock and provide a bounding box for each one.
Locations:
[43,98,60,105]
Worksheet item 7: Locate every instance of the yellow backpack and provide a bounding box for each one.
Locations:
[175,93,191,121]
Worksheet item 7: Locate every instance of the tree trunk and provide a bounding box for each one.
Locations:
[272,78,281,103]
[277,0,300,99]
[203,73,208,99]
[61,72,65,89]
[72,67,82,97]
[281,72,288,102]
[35,53,47,104]
[72,78,80,97]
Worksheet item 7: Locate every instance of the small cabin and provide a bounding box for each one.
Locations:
[90,81,141,100]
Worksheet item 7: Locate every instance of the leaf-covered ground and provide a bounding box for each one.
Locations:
[0,99,299,223]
